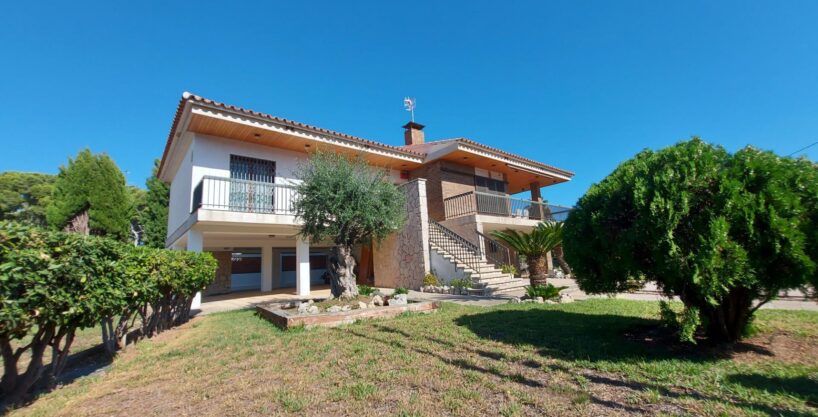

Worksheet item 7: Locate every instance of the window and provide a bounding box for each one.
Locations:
[475,175,506,194]
[229,155,276,212]
[230,155,276,183]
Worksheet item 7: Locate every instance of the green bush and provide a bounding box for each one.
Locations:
[0,221,216,405]
[423,273,439,286]
[500,263,518,276]
[357,285,375,296]
[525,284,567,301]
[564,139,818,343]
[449,278,473,289]
[393,287,409,295]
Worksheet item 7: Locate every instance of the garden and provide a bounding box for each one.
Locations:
[5,298,817,416]
[2,139,818,416]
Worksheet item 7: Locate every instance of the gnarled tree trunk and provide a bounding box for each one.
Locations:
[527,254,548,287]
[329,245,359,299]
[700,288,755,343]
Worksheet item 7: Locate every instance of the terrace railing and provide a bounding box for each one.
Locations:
[191,176,298,215]
[444,191,553,220]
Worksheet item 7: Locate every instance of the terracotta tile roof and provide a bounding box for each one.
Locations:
[159,92,424,177]
[159,92,574,179]
[404,138,575,177]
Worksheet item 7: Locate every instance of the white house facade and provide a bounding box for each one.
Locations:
[158,93,574,308]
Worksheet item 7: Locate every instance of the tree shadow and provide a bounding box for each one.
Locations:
[727,374,818,406]
[2,344,113,410]
[454,308,773,364]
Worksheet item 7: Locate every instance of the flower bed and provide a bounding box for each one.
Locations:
[256,295,440,329]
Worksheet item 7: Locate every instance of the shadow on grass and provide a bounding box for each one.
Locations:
[454,307,683,362]
[454,307,777,364]
[727,374,818,406]
[2,344,113,410]
[451,306,816,416]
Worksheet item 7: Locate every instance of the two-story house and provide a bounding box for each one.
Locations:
[158,93,574,308]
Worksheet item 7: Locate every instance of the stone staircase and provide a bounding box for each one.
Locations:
[428,221,529,295]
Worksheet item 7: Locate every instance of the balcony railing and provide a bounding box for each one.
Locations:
[444,191,566,220]
[191,176,298,215]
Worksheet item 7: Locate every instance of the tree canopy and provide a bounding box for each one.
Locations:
[139,160,170,248]
[294,151,406,298]
[563,138,818,343]
[0,172,54,227]
[46,149,132,240]
[294,151,406,246]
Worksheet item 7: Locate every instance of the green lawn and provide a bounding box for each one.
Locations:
[8,299,818,416]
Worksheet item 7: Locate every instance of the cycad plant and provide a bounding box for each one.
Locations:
[491,221,563,286]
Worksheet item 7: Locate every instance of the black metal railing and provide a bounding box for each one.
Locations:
[475,230,511,267]
[428,221,483,273]
[443,191,554,220]
[191,176,298,215]
[476,230,527,277]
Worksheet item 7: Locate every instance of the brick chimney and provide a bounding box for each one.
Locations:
[403,121,425,146]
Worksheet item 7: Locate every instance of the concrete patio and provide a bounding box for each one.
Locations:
[197,285,334,315]
[195,279,817,315]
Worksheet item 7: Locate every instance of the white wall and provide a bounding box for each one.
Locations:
[167,137,194,237]
[430,250,470,284]
[165,132,407,244]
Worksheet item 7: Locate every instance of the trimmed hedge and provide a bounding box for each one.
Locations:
[0,221,216,406]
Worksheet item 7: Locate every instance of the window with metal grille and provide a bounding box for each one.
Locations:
[229,155,276,183]
[229,155,277,212]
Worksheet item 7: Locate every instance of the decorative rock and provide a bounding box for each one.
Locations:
[326,306,343,313]
[307,305,320,314]
[297,302,310,313]
[545,300,557,305]
[389,294,408,306]
[372,295,384,307]
[358,301,368,309]
[509,297,522,304]
[559,294,574,304]
[535,297,544,304]
[341,305,352,312]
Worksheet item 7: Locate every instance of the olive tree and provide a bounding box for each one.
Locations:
[294,151,406,299]
[563,139,818,343]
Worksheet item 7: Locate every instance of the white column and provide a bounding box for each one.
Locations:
[261,246,273,292]
[186,229,204,310]
[296,236,310,297]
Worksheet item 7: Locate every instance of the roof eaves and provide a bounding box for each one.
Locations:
[439,137,575,177]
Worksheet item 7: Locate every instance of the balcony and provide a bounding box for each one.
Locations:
[443,191,569,221]
[192,176,298,215]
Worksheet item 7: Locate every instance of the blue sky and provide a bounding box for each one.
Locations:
[1,1,817,205]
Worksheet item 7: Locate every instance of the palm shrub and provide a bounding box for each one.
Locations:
[564,139,818,343]
[491,222,563,286]
[525,284,567,301]
[294,151,406,299]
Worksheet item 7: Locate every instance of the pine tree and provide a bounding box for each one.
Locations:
[140,159,170,248]
[0,171,55,226]
[47,149,132,240]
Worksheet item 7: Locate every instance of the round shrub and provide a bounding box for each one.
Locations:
[563,139,818,343]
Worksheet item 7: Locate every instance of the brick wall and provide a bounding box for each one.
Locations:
[411,161,475,221]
